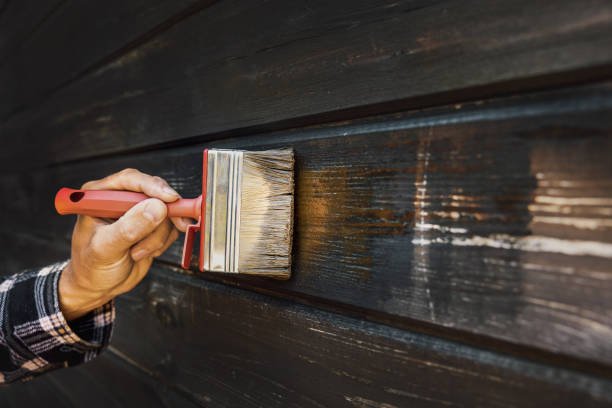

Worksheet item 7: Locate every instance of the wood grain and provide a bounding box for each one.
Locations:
[3,1,611,404]
[0,230,68,275]
[107,263,612,407]
[1,83,611,367]
[0,0,64,64]
[0,0,213,121]
[1,0,612,170]
[0,352,199,407]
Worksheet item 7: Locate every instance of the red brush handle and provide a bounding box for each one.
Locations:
[55,187,201,219]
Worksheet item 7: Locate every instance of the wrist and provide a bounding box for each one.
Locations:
[59,261,113,320]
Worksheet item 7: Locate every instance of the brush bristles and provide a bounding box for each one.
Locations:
[238,149,294,278]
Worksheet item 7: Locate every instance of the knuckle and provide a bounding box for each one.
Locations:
[120,167,138,176]
[118,168,140,180]
[139,241,164,258]
[118,223,138,242]
[153,237,166,250]
[152,176,170,190]
[151,245,164,257]
[88,238,105,258]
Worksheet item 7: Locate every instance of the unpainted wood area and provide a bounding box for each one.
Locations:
[1,0,612,169]
[1,83,611,372]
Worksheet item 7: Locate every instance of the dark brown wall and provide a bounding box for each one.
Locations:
[0,1,611,406]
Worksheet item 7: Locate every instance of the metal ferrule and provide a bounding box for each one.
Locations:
[203,150,243,273]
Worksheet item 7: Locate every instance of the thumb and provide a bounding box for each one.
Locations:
[91,198,167,260]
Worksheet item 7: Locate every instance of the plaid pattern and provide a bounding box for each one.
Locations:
[0,261,114,383]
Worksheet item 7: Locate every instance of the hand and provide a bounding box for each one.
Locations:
[59,168,191,320]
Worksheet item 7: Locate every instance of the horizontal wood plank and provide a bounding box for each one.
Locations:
[108,263,612,407]
[1,0,612,169]
[1,83,611,367]
[0,230,68,275]
[2,233,610,406]
[0,0,211,121]
[0,0,64,64]
[0,352,199,407]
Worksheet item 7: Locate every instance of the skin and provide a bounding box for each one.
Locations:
[59,168,192,320]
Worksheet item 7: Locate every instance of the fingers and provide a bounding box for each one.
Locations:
[171,216,193,233]
[82,168,180,203]
[112,220,179,296]
[90,198,167,260]
[81,168,189,232]
[130,219,179,261]
[75,214,107,233]
[111,257,154,297]
[72,214,110,246]
[157,228,180,256]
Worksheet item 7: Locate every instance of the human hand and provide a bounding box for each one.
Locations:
[58,168,191,320]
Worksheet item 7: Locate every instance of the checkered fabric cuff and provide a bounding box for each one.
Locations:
[0,260,115,383]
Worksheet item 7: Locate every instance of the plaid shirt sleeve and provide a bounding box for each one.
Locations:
[0,260,115,384]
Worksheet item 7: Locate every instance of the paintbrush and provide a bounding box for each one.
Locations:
[54,148,294,279]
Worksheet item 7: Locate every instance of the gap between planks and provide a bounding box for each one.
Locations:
[47,72,612,171]
[0,0,219,123]
[2,228,612,381]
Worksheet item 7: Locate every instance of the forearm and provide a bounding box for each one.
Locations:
[0,170,181,384]
[0,261,114,384]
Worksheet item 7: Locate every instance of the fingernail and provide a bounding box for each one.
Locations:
[143,200,166,222]
[162,186,180,198]
[132,248,148,261]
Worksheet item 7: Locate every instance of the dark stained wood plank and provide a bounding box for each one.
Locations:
[0,0,213,121]
[0,371,65,407]
[0,230,68,276]
[3,231,610,406]
[0,0,64,63]
[2,0,612,170]
[1,83,611,367]
[108,263,612,407]
[0,352,200,407]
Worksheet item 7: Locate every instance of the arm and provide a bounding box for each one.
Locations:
[0,169,191,383]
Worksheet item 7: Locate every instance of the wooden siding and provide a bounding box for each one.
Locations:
[0,1,611,406]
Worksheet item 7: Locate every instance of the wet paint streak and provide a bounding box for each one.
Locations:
[533,216,612,231]
[414,234,612,259]
[413,136,435,321]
